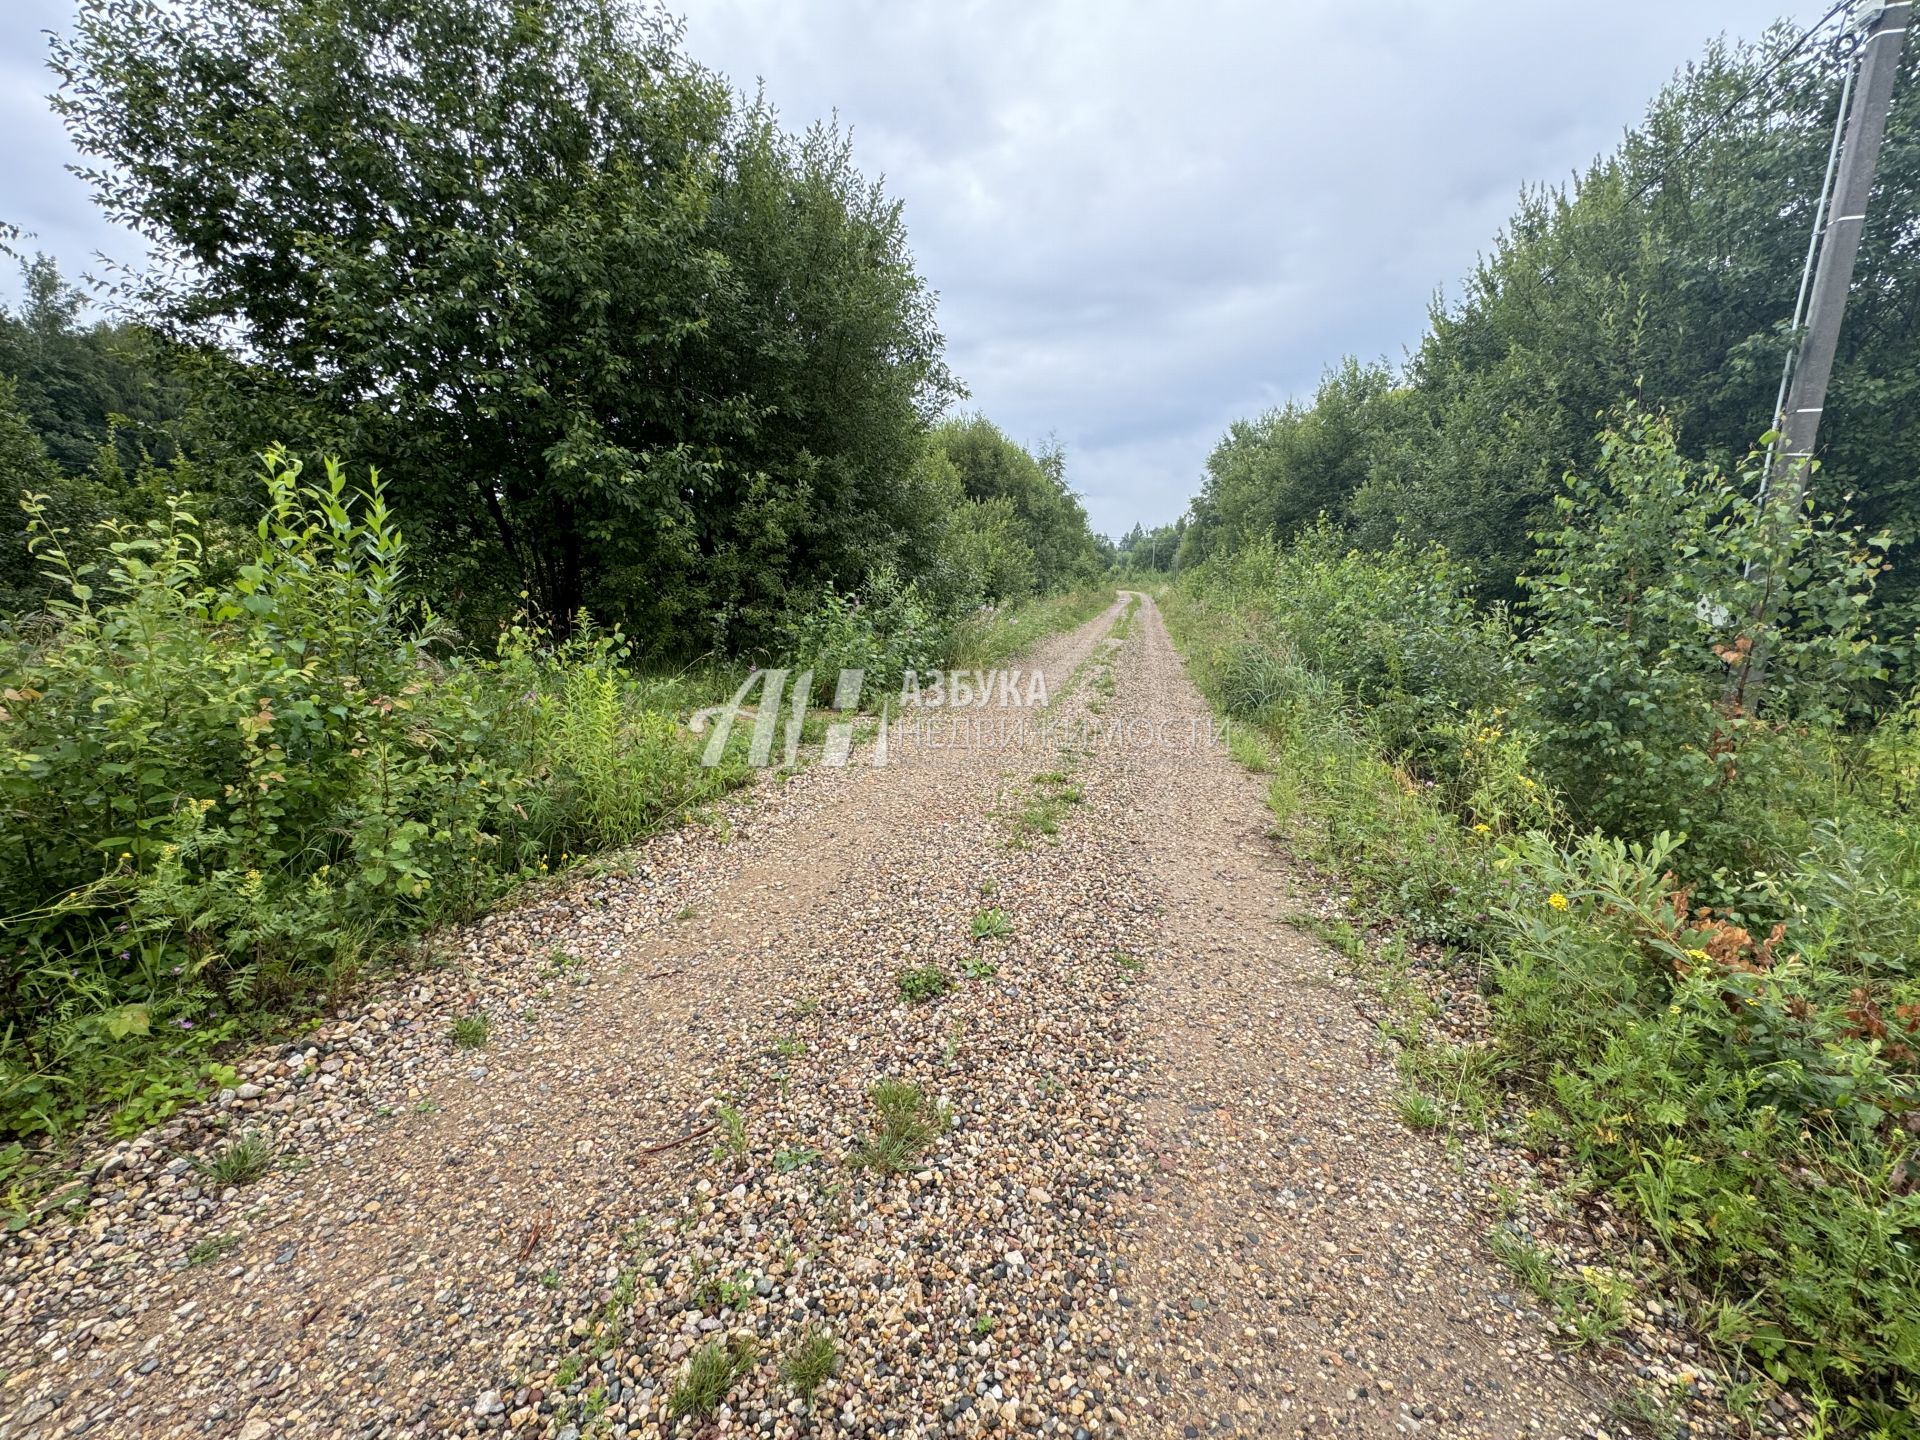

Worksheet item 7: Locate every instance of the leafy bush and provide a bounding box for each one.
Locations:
[0,450,739,1137]
[1205,526,1519,763]
[1490,830,1919,1417]
[1167,417,1920,1421]
[780,565,948,702]
[1523,412,1887,876]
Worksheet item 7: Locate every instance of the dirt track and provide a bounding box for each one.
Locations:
[1,595,1606,1439]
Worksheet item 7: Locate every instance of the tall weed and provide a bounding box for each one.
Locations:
[0,450,737,1137]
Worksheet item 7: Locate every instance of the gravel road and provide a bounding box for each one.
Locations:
[1,594,1624,1439]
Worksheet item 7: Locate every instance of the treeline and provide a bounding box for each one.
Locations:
[7,0,1102,654]
[1112,520,1182,575]
[1182,20,1920,640]
[1167,15,1920,1427]
[0,0,1104,1142]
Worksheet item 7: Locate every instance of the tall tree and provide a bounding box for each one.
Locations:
[53,0,958,651]
[1188,21,1920,632]
[934,415,1102,596]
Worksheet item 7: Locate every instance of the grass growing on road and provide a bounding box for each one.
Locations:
[185,1232,241,1266]
[197,1132,273,1187]
[450,1011,491,1049]
[853,1079,949,1174]
[782,1326,838,1401]
[896,965,952,1003]
[1007,768,1083,845]
[1487,1228,1630,1349]
[669,1336,757,1418]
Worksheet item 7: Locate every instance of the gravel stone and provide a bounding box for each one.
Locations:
[0,596,1797,1439]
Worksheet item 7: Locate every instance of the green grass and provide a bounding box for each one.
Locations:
[782,1326,838,1401]
[450,1010,491,1049]
[668,1336,756,1418]
[543,947,583,977]
[896,965,952,1003]
[1394,1039,1507,1133]
[712,1104,749,1165]
[1486,1227,1629,1349]
[1112,951,1144,977]
[945,587,1116,670]
[198,1132,274,1188]
[960,956,999,979]
[185,1231,241,1266]
[1226,724,1274,773]
[852,1078,950,1174]
[1394,1090,1441,1131]
[697,1271,755,1311]
[969,907,1013,941]
[1007,766,1084,845]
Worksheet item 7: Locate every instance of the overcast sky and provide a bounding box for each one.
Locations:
[1,0,1813,536]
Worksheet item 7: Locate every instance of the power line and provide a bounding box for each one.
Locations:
[1626,0,1855,207]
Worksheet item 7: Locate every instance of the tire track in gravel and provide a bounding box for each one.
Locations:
[1105,596,1603,1439]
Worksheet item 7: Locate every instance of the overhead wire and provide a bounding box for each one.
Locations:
[1625,0,1857,208]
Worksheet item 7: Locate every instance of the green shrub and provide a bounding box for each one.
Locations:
[1205,525,1519,761]
[1489,829,1919,1417]
[1523,412,1886,878]
[781,565,948,703]
[0,449,740,1138]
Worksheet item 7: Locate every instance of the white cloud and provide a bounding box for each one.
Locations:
[679,0,1807,533]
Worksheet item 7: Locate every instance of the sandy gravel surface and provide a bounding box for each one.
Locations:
[1108,600,1608,1438]
[2,594,1633,1440]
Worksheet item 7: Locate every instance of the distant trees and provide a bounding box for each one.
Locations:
[929,415,1105,601]
[0,260,186,613]
[0,257,182,476]
[1114,520,1181,574]
[1186,22,1920,633]
[41,0,1107,656]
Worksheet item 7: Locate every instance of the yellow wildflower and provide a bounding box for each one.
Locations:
[1549,892,1570,910]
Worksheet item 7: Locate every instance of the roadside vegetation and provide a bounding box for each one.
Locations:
[1159,18,1920,1431]
[1168,418,1920,1429]
[0,0,1108,1148]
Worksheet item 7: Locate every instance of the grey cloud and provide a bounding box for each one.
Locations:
[2,0,1809,534]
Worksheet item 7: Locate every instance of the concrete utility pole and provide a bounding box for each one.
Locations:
[1737,0,1909,711]
[1771,0,1911,504]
